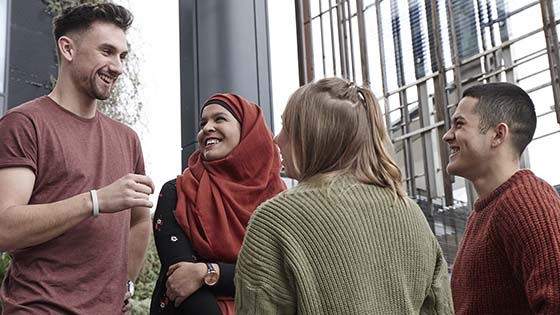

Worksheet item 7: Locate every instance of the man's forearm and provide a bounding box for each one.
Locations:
[0,192,93,251]
[127,208,151,281]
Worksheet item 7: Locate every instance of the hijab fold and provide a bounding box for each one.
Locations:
[175,93,285,263]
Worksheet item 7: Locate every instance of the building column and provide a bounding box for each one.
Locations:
[179,0,274,168]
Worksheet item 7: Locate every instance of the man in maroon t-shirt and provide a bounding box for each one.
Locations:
[0,3,154,315]
[443,82,560,314]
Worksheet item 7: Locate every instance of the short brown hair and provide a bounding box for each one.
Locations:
[282,77,405,200]
[463,82,536,156]
[53,2,133,41]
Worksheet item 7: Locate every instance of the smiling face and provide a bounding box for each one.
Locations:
[68,21,128,100]
[197,104,242,161]
[442,96,495,181]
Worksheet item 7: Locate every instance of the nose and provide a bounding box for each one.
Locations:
[202,121,216,133]
[109,57,124,76]
[442,128,453,143]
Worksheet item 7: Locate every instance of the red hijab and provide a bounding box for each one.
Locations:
[175,93,286,263]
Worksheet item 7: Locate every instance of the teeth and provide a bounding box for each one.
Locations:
[206,139,220,146]
[99,74,113,84]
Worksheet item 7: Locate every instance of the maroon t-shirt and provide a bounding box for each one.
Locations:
[0,96,145,314]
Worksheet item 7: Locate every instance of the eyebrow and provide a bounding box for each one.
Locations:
[99,43,128,55]
[452,115,465,124]
[201,111,231,120]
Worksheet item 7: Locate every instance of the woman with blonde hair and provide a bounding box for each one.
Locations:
[235,77,453,314]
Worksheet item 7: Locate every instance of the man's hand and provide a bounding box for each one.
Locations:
[97,174,155,213]
[122,291,132,315]
[166,262,207,307]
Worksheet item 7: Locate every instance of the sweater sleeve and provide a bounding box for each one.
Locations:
[496,182,560,314]
[235,202,296,315]
[421,242,454,314]
[211,262,235,297]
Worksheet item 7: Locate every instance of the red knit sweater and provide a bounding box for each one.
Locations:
[451,170,560,314]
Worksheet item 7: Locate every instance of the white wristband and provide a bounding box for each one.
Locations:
[90,190,99,218]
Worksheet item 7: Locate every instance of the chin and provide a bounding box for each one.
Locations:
[446,163,459,176]
[93,91,111,101]
[202,152,224,162]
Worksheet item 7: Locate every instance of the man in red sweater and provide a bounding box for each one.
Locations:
[443,82,560,314]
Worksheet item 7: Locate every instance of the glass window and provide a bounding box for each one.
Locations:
[0,0,8,95]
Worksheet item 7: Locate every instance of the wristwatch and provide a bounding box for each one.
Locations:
[203,263,219,286]
[127,280,135,297]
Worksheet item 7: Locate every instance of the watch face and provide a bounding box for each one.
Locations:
[204,271,219,286]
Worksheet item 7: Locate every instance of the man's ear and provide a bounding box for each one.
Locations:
[491,122,509,148]
[58,36,75,62]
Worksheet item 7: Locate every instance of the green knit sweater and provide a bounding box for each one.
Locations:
[235,176,453,314]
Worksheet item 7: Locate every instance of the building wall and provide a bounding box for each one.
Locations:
[179,0,274,169]
[5,0,56,111]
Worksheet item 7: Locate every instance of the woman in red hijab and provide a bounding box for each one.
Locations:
[150,93,286,315]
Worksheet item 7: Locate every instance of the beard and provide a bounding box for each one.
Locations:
[83,75,115,101]
[74,69,116,101]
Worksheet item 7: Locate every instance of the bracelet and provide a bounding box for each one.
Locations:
[90,190,99,218]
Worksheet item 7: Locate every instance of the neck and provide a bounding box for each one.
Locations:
[470,158,520,198]
[48,75,97,119]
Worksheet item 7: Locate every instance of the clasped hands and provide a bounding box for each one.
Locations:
[165,262,208,307]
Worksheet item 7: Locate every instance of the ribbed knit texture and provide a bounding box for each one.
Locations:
[235,176,453,314]
[451,170,560,315]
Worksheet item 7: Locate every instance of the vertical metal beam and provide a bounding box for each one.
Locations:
[179,0,199,167]
[409,0,426,79]
[430,0,454,206]
[345,0,357,82]
[400,90,417,195]
[485,0,502,81]
[389,0,416,195]
[329,0,338,76]
[390,0,405,87]
[496,0,516,83]
[418,83,436,222]
[475,0,492,78]
[409,0,435,216]
[295,0,314,85]
[303,0,314,83]
[424,0,439,73]
[446,0,462,102]
[355,0,370,86]
[336,0,349,79]
[319,0,327,77]
[540,0,560,124]
[376,0,393,139]
[1,0,10,116]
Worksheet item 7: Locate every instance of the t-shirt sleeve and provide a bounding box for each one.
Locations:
[496,183,560,314]
[132,132,145,176]
[0,112,38,174]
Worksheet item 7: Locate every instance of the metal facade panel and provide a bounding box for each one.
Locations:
[179,0,273,169]
[6,0,56,109]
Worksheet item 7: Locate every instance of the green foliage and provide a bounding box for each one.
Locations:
[0,253,11,313]
[133,235,161,312]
